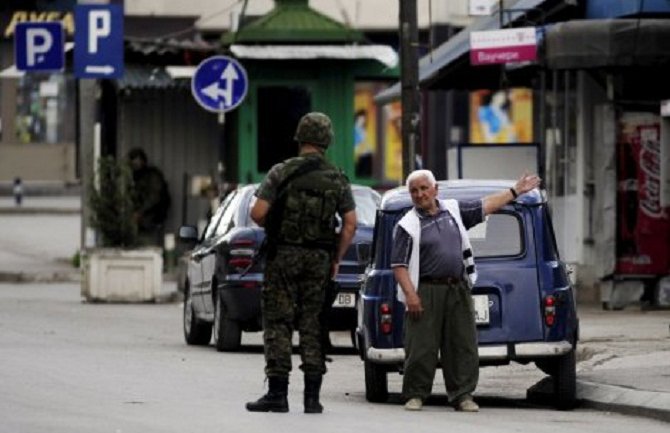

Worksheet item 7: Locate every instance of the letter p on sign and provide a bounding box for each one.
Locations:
[26,28,53,66]
[88,10,110,54]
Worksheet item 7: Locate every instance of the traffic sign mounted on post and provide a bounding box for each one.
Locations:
[74,4,123,79]
[15,22,65,72]
[191,56,249,113]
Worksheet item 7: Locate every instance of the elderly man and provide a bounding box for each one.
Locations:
[391,170,541,412]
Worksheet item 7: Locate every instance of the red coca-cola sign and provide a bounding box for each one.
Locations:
[616,116,670,275]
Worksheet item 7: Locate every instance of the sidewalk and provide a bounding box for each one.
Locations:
[1,197,669,421]
[0,196,81,282]
[575,305,670,422]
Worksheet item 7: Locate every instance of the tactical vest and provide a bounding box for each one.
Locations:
[271,156,344,250]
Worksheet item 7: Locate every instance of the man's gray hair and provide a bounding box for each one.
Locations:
[406,169,437,188]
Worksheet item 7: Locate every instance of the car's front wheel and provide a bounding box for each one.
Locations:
[364,359,388,403]
[214,293,241,352]
[183,283,212,346]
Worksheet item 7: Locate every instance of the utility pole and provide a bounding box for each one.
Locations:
[399,0,420,181]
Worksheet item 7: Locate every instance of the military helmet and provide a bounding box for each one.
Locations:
[294,112,334,148]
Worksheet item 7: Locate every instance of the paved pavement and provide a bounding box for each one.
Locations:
[0,196,668,422]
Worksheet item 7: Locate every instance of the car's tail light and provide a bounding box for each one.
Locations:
[228,238,255,272]
[380,302,392,334]
[543,295,556,327]
[241,281,257,289]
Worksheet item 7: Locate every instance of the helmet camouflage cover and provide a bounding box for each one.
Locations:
[293,112,334,148]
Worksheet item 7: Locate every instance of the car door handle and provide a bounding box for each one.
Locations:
[192,250,214,262]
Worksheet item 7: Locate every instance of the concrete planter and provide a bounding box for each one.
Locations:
[82,248,163,302]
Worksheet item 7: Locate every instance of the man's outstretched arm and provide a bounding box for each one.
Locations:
[483,172,541,215]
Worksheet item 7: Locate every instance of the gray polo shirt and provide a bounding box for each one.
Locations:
[390,200,484,279]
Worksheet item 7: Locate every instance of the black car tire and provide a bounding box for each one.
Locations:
[214,293,242,352]
[553,348,577,410]
[364,359,389,403]
[183,283,212,346]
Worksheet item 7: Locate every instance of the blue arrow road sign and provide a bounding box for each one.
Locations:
[74,4,123,79]
[15,22,65,72]
[191,56,249,113]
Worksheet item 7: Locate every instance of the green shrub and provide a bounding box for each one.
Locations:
[88,156,138,247]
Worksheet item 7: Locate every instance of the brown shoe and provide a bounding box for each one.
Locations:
[456,397,479,412]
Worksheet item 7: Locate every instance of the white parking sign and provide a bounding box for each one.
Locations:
[74,4,124,78]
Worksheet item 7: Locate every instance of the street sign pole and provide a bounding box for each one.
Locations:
[400,0,420,181]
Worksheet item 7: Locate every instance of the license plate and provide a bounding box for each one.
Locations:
[332,292,356,308]
[472,295,490,324]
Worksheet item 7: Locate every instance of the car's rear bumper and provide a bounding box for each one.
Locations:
[366,340,573,364]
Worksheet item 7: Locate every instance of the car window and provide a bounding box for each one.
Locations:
[203,191,237,240]
[469,212,523,257]
[215,190,246,237]
[542,206,560,260]
[353,188,381,226]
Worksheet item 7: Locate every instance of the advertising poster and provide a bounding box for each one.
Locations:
[382,101,402,182]
[616,112,669,275]
[354,83,380,178]
[469,88,533,144]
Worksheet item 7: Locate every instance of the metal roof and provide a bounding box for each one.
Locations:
[230,44,398,67]
[223,0,364,44]
[116,65,188,89]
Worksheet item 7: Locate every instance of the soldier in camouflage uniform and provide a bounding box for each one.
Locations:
[247,112,357,414]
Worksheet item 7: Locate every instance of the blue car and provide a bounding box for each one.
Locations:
[356,180,579,409]
[178,183,380,352]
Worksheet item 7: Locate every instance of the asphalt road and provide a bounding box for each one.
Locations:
[1,283,669,433]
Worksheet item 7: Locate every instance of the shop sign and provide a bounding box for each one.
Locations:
[3,11,75,38]
[470,27,537,66]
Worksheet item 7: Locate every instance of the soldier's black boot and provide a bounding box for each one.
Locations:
[304,374,323,414]
[246,376,289,413]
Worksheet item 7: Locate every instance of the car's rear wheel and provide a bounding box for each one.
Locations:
[214,293,241,351]
[183,283,212,345]
[553,349,577,410]
[364,359,388,403]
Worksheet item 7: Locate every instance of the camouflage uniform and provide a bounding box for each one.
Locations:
[256,152,355,377]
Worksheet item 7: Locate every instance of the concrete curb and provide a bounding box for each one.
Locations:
[578,380,670,423]
[0,207,80,215]
[0,271,81,283]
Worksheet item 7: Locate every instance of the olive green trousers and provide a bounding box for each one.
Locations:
[402,280,479,403]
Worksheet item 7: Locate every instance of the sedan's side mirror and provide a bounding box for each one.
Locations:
[356,243,371,265]
[178,225,198,244]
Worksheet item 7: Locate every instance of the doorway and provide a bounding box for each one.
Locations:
[256,85,312,172]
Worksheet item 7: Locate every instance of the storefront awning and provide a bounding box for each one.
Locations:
[545,19,670,69]
[374,0,569,104]
[229,44,398,68]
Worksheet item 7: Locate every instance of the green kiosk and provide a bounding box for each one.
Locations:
[223,0,399,185]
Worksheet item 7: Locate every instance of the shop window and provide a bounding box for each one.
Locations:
[256,85,311,173]
[15,73,75,144]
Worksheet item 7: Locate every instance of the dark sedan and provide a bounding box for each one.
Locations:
[178,184,380,351]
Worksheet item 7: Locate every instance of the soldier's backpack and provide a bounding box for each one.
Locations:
[272,157,344,251]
